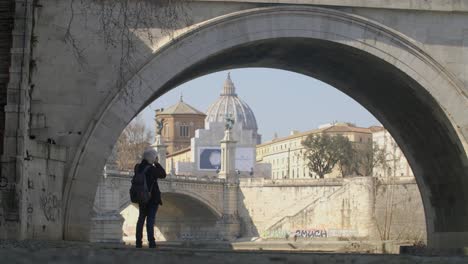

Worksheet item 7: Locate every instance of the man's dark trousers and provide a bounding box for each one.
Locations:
[136,202,159,247]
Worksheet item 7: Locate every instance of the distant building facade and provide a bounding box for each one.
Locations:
[155,97,206,154]
[256,123,375,179]
[372,129,414,177]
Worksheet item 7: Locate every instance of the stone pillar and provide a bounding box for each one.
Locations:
[218,130,236,181]
[89,174,124,243]
[151,135,167,170]
[217,129,240,240]
[169,157,175,176]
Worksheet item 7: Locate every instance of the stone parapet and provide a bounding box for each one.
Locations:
[239,177,344,187]
[197,0,468,12]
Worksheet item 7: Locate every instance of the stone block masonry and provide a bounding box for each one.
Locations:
[0,0,14,157]
[0,0,15,240]
[238,177,426,243]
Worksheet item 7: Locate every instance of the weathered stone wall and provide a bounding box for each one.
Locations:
[1,0,466,248]
[0,0,14,157]
[265,177,375,239]
[238,177,425,243]
[0,0,15,239]
[239,178,372,238]
[373,177,426,242]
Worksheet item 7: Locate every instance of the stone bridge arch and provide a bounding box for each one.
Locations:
[64,6,468,250]
[116,178,224,219]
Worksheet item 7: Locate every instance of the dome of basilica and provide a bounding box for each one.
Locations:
[205,73,258,132]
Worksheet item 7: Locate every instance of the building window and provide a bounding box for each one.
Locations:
[179,123,189,137]
[164,124,169,137]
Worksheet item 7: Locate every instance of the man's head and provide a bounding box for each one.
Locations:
[143,148,158,164]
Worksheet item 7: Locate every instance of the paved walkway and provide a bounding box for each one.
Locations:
[1,240,467,264]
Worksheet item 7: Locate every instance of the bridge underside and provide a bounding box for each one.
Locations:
[121,193,220,241]
[1,1,467,252]
[95,35,468,249]
[66,7,468,249]
[155,37,468,241]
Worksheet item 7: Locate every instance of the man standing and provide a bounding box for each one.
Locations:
[134,148,166,248]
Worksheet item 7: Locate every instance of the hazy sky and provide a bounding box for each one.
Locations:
[139,68,380,142]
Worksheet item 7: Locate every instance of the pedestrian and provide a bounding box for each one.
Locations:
[134,148,166,248]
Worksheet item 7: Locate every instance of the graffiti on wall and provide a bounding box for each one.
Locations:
[294,229,327,238]
[39,193,61,222]
[263,228,358,239]
[262,229,328,238]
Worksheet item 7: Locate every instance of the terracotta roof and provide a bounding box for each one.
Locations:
[257,128,325,147]
[257,124,376,147]
[322,125,372,134]
[157,99,205,116]
[369,126,385,132]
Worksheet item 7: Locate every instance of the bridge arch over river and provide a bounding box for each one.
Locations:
[66,6,467,249]
[1,1,466,252]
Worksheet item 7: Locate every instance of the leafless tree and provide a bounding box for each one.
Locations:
[115,116,153,170]
[359,141,385,176]
[374,177,425,243]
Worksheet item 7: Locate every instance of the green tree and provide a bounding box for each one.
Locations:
[335,136,358,177]
[302,134,352,178]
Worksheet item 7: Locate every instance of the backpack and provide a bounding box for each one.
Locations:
[129,165,154,204]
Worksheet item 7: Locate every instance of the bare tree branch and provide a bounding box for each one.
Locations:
[115,116,153,170]
[65,0,191,102]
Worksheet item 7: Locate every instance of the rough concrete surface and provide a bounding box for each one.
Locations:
[1,240,468,264]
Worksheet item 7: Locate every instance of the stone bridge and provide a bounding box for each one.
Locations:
[0,0,467,252]
[107,170,224,217]
[91,169,230,242]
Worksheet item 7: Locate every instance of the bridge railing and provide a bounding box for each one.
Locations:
[165,175,226,183]
[103,169,225,183]
[239,177,345,187]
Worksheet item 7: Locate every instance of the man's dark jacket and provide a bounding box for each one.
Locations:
[134,160,166,205]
